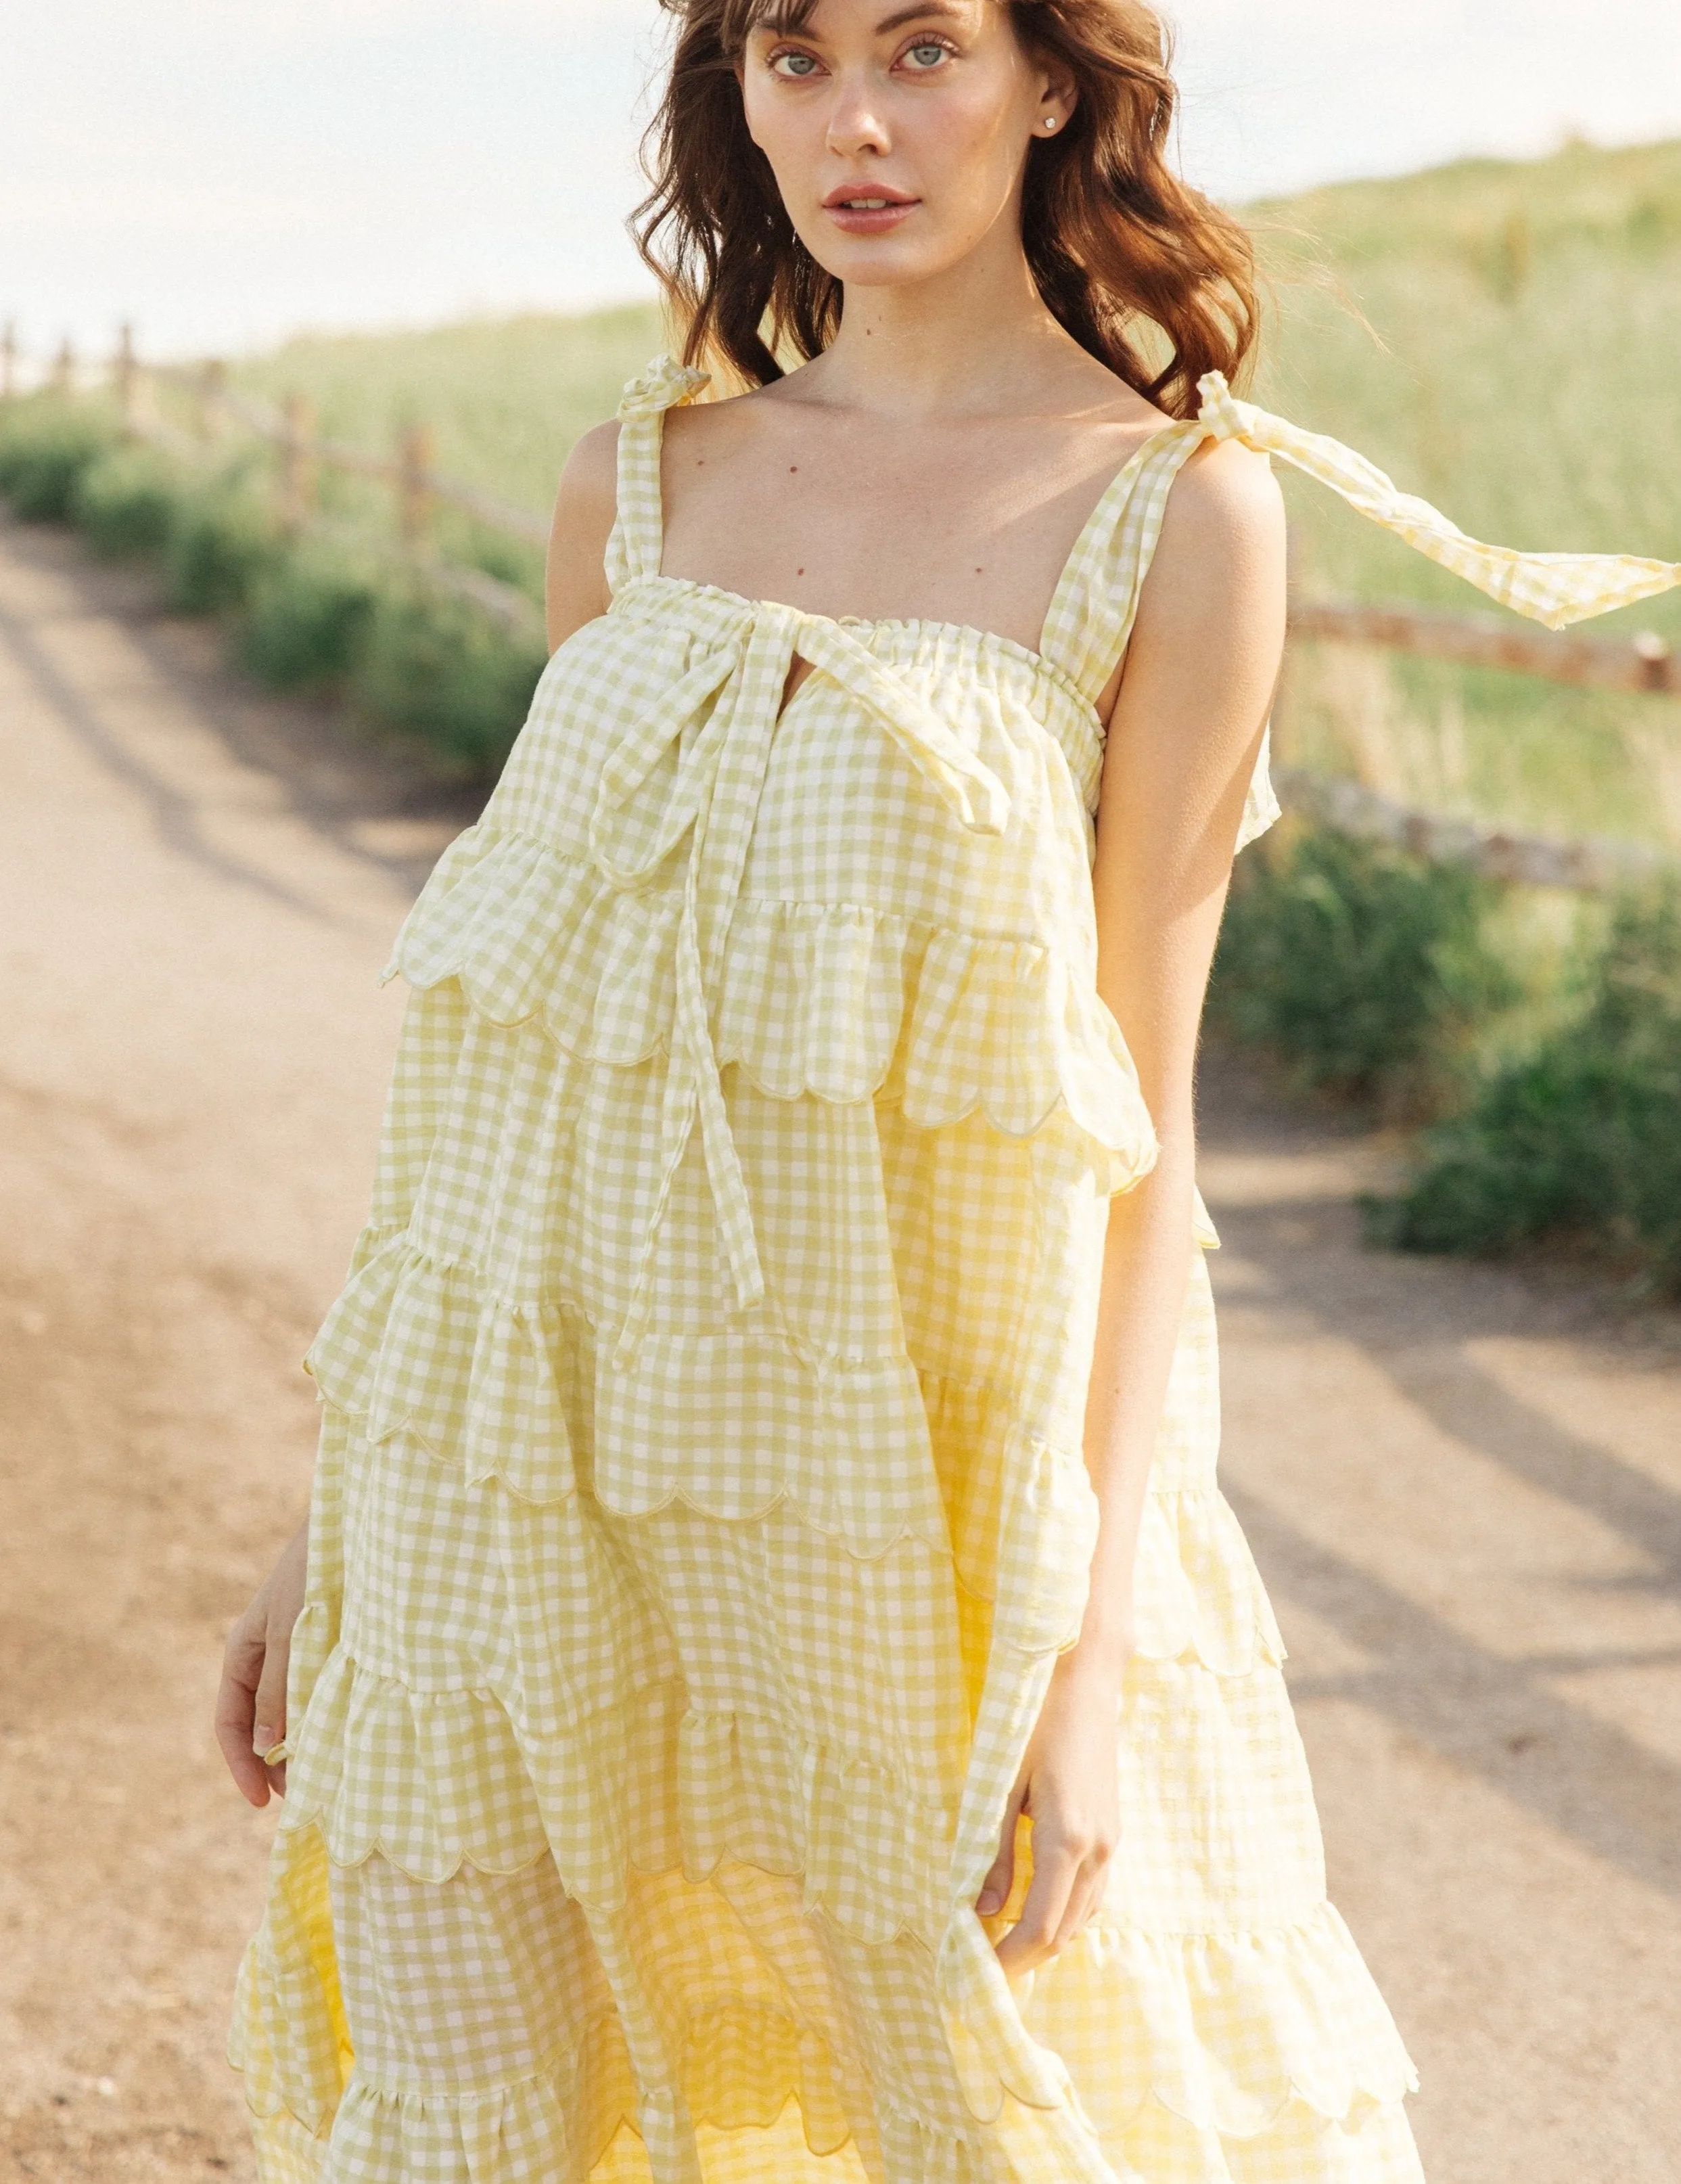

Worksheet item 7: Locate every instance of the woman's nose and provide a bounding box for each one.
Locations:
[824,71,892,159]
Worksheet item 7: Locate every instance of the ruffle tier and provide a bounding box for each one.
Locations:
[277,1657,952,1942]
[304,1229,950,1548]
[382,825,1157,1194]
[234,1825,1419,2184]
[246,2068,1423,2184]
[304,1231,1281,1672]
[1130,1488,1286,1678]
[1017,1905,1419,2143]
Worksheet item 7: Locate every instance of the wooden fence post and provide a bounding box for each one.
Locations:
[198,358,227,442]
[278,393,318,529]
[51,338,75,394]
[0,323,16,401]
[396,421,436,547]
[112,322,139,430]
[1634,631,1675,693]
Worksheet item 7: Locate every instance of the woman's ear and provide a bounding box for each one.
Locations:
[1033,62,1076,135]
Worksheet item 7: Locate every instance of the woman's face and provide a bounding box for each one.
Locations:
[739,0,1069,290]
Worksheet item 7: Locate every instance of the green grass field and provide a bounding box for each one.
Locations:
[229,302,664,515]
[216,136,1681,846]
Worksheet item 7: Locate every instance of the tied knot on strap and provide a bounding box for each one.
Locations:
[617,353,712,422]
[591,600,1012,1370]
[1194,369,1253,446]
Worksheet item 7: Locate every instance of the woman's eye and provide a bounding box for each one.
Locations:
[769,49,821,78]
[903,41,950,68]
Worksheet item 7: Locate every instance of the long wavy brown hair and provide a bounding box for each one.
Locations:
[634,0,1259,418]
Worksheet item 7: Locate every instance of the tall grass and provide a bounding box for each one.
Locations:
[216,304,664,599]
[227,304,664,517]
[1205,823,1681,1296]
[1253,137,1681,847]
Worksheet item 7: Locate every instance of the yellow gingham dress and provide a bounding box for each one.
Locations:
[231,357,1680,2184]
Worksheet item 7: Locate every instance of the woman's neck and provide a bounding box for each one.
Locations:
[797,219,1103,422]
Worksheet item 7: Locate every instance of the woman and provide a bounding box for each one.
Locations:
[217,3,1678,2179]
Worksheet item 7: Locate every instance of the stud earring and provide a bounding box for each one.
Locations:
[1043,115,1059,132]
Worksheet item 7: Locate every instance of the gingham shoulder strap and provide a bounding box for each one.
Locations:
[604,353,712,593]
[1036,418,1211,703]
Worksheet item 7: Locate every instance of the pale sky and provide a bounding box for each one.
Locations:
[5,1,1681,363]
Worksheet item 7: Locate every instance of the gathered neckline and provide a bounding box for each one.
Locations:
[612,570,1111,742]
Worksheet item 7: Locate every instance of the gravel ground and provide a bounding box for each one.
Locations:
[1,511,1676,2183]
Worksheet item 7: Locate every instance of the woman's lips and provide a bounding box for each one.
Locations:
[823,194,919,235]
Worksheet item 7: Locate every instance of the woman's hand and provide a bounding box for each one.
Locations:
[976,1636,1128,1977]
[215,1518,309,1808]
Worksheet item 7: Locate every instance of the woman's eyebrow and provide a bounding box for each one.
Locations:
[753,3,966,44]
[873,2,969,32]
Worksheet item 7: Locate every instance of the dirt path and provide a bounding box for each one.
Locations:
[1,512,1676,2183]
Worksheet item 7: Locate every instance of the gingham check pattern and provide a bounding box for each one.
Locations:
[228,348,1681,2183]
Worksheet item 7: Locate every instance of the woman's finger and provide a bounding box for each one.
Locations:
[976,1779,1028,1918]
[252,1620,291,1771]
[214,1620,272,1808]
[994,1824,1080,1975]
[1053,1852,1110,1953]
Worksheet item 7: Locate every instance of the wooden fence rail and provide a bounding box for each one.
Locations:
[5,322,1679,886]
[139,358,551,549]
[1287,596,1678,700]
[1272,766,1672,890]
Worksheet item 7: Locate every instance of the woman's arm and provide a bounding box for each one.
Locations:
[545,421,621,654]
[982,436,1287,1975]
[1080,434,1287,1668]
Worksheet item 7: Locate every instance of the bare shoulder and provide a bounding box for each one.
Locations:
[552,418,621,530]
[1116,434,1286,714]
[1158,435,1285,575]
[662,384,777,457]
[545,419,622,652]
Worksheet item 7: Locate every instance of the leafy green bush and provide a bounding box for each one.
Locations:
[239,542,381,689]
[351,581,546,774]
[1374,888,1681,1292]
[1206,826,1515,1113]
[0,396,120,520]
[164,478,281,614]
[72,443,179,558]
[0,398,540,779]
